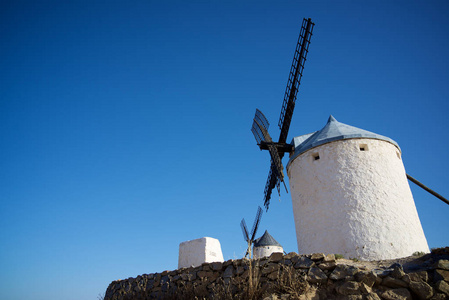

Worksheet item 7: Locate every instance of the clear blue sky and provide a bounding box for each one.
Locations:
[1,1,448,299]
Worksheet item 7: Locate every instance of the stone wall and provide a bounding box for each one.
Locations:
[104,248,449,300]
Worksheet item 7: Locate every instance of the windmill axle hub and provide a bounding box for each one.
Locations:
[258,141,294,154]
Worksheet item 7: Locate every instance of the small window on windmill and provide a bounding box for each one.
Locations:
[359,144,368,151]
[312,152,320,161]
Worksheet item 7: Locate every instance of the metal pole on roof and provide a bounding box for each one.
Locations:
[407,174,449,206]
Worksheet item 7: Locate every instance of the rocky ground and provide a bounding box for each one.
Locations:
[264,247,449,300]
[337,252,441,273]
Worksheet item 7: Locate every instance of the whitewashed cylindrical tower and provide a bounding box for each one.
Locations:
[253,230,283,259]
[286,116,429,260]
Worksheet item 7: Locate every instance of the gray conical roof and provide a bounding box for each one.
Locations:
[254,230,282,247]
[287,116,400,168]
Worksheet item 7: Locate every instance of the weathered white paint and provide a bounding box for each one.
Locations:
[287,138,429,260]
[178,237,224,269]
[253,245,283,259]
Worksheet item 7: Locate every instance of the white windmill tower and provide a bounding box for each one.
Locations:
[251,18,447,260]
[286,116,429,260]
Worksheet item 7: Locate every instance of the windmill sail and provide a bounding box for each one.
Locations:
[252,109,285,186]
[240,206,263,258]
[257,18,314,211]
[240,219,249,242]
[278,18,314,143]
[250,206,263,242]
[263,165,280,209]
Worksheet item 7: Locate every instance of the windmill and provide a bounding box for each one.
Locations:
[251,17,449,210]
[240,206,263,259]
[251,18,314,210]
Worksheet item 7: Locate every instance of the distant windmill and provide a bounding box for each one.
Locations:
[240,206,263,259]
[251,18,314,210]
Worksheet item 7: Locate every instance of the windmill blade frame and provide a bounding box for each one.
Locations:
[255,109,270,131]
[240,219,250,242]
[278,18,314,144]
[252,109,286,205]
[256,17,314,211]
[240,206,264,258]
[251,109,270,145]
[263,165,280,209]
[250,206,263,242]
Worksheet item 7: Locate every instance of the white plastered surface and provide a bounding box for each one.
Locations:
[178,237,224,269]
[253,246,284,259]
[287,138,429,260]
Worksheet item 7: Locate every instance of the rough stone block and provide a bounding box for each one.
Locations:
[223,259,233,267]
[223,265,234,278]
[381,288,412,300]
[343,296,364,300]
[258,259,269,267]
[330,265,359,281]
[375,275,383,286]
[187,271,197,281]
[429,293,447,300]
[318,261,336,270]
[360,282,372,294]
[262,263,280,275]
[435,269,449,282]
[436,280,449,296]
[403,271,428,284]
[323,254,336,262]
[365,293,382,300]
[436,260,449,271]
[307,266,328,284]
[355,271,377,287]
[197,270,207,278]
[267,271,279,281]
[211,262,223,271]
[236,265,245,275]
[294,256,314,269]
[409,280,434,299]
[284,252,298,260]
[336,281,361,295]
[311,253,325,261]
[382,276,409,288]
[283,259,293,266]
[269,252,284,262]
[373,268,392,278]
[160,275,169,284]
[391,264,406,279]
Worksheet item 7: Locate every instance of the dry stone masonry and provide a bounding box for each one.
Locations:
[104,247,449,299]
